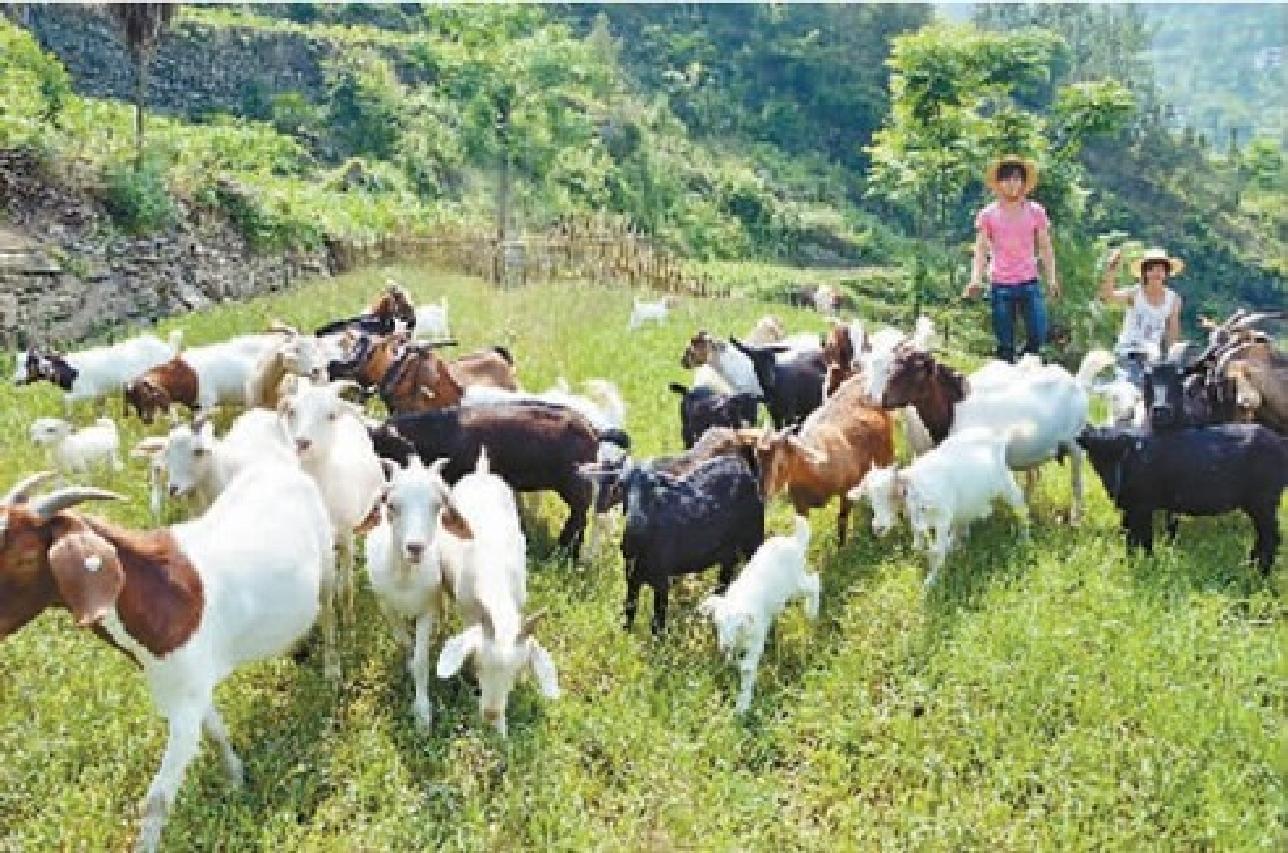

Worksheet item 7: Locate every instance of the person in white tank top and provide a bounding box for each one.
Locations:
[1099,246,1184,382]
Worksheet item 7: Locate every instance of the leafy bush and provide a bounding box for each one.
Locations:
[0,19,71,145]
[324,47,405,160]
[101,155,177,234]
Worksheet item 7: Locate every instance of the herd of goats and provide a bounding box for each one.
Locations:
[1,279,1285,851]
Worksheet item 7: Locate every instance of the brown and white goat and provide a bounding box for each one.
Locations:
[124,356,199,424]
[750,373,895,544]
[0,466,335,853]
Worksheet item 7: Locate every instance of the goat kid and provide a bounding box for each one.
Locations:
[699,515,819,713]
[435,450,559,736]
[365,456,455,729]
[29,416,123,474]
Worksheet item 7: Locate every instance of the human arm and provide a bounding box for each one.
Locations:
[1098,247,1134,306]
[962,229,988,299]
[1165,292,1182,350]
[1037,226,1061,300]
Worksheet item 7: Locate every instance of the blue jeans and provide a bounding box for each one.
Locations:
[989,280,1047,363]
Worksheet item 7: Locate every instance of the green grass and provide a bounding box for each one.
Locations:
[0,267,1284,850]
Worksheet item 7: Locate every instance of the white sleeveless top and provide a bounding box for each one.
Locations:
[1115,286,1176,357]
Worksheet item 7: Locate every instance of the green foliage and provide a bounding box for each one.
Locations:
[0,20,70,144]
[324,47,405,161]
[101,154,176,234]
[1,269,1283,849]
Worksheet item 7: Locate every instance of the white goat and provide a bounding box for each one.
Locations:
[627,296,675,331]
[20,330,182,413]
[279,379,385,620]
[28,417,123,474]
[0,464,335,852]
[365,456,455,730]
[414,296,451,340]
[435,450,559,737]
[132,409,295,518]
[698,515,819,713]
[850,427,1029,587]
[181,341,261,410]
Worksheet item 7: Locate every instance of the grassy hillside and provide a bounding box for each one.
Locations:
[0,270,1284,850]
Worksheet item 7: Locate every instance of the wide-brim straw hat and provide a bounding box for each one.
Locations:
[1130,247,1185,278]
[985,155,1039,194]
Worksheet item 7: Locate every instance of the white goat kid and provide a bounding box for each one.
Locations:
[435,450,559,737]
[627,296,675,331]
[699,515,819,713]
[850,427,1029,587]
[414,296,451,340]
[29,417,123,474]
[365,456,456,729]
[279,379,385,623]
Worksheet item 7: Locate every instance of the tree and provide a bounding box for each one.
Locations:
[105,3,178,166]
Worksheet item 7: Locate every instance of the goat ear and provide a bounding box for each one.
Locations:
[697,594,723,618]
[436,626,483,679]
[526,639,561,699]
[48,526,125,628]
[439,502,473,540]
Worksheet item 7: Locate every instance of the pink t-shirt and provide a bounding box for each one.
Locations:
[975,200,1049,285]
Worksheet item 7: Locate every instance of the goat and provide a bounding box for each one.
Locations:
[881,349,1110,524]
[730,337,827,428]
[17,330,182,413]
[463,377,627,460]
[627,296,675,331]
[753,373,895,544]
[667,382,760,448]
[744,315,786,345]
[1077,424,1287,573]
[619,455,764,636]
[131,409,295,518]
[124,356,199,424]
[365,456,455,730]
[279,379,386,620]
[369,402,629,558]
[0,466,335,853]
[413,296,451,341]
[314,280,417,336]
[29,417,123,474]
[698,515,818,713]
[849,427,1029,587]
[244,326,337,409]
[435,450,559,736]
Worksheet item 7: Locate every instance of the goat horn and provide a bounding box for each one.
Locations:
[32,487,124,520]
[192,408,217,431]
[1231,310,1285,332]
[520,609,548,639]
[2,472,56,507]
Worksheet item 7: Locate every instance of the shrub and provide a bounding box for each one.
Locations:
[101,155,176,234]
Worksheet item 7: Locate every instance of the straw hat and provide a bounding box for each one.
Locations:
[985,155,1039,194]
[1130,247,1184,279]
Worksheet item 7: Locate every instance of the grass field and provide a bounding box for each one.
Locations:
[0,266,1284,850]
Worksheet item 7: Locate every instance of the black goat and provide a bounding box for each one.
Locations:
[618,455,764,635]
[667,382,760,448]
[369,402,630,557]
[1077,424,1287,573]
[729,338,826,429]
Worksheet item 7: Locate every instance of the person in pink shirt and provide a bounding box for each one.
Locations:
[962,155,1062,362]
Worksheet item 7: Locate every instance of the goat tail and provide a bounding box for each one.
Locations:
[1075,349,1116,390]
[167,328,185,355]
[792,514,811,552]
[584,379,627,428]
[490,345,514,365]
[596,428,631,450]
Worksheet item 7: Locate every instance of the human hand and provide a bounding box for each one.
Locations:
[961,281,984,300]
[1106,247,1123,270]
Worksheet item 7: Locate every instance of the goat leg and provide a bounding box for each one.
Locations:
[202,705,244,787]
[1249,507,1280,575]
[136,708,203,853]
[650,576,671,637]
[623,564,642,630]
